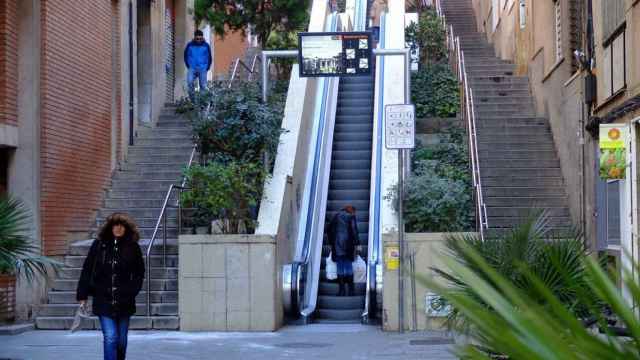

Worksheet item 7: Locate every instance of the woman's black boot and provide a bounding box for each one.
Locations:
[337,276,346,296]
[347,275,355,296]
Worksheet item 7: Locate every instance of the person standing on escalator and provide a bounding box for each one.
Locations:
[328,205,359,296]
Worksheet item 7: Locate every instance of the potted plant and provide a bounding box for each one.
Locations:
[0,196,61,323]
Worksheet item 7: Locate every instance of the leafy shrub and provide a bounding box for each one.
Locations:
[189,81,284,168]
[405,9,447,66]
[181,161,268,234]
[411,64,459,118]
[388,161,472,232]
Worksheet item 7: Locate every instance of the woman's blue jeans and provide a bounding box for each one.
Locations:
[98,315,130,360]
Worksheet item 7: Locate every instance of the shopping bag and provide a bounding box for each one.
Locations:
[70,302,91,333]
[325,252,338,280]
[353,255,367,283]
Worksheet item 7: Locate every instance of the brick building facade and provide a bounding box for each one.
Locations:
[39,0,117,255]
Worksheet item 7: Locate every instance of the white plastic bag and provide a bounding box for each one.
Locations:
[70,302,91,333]
[325,252,338,280]
[353,255,366,283]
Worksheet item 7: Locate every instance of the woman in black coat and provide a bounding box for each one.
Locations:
[77,213,144,360]
[328,205,359,296]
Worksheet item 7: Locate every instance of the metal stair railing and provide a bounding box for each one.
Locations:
[145,144,197,316]
[228,54,262,88]
[435,0,489,239]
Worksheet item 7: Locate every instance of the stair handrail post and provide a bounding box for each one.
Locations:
[436,7,488,241]
[145,144,198,318]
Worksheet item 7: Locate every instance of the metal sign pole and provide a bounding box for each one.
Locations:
[398,148,405,332]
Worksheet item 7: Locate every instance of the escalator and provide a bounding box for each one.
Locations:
[316,75,375,323]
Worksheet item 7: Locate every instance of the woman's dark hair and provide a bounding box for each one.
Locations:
[194,29,204,37]
[97,212,140,242]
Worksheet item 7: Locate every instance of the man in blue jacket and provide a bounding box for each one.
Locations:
[184,30,212,101]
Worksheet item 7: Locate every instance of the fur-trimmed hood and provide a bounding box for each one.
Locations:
[97,212,141,243]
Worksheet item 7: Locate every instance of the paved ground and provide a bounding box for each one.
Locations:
[0,324,456,360]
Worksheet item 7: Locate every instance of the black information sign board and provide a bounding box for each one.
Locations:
[298,32,372,77]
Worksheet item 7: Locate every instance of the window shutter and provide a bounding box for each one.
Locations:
[606,181,621,247]
[602,0,625,42]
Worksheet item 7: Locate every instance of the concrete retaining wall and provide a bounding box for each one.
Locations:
[382,232,473,332]
[178,234,278,331]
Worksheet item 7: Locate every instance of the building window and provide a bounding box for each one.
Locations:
[554,0,562,62]
[602,29,626,99]
[601,0,625,42]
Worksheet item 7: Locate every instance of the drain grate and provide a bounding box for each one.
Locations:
[275,342,332,349]
[409,338,455,346]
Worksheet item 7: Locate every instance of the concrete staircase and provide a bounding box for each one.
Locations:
[35,105,192,330]
[441,0,573,233]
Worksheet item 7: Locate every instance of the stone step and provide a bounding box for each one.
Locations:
[137,128,192,138]
[479,167,562,178]
[469,89,531,97]
[35,315,179,330]
[474,102,534,112]
[481,159,560,168]
[58,266,178,279]
[65,254,179,268]
[467,69,517,77]
[465,64,516,72]
[134,137,193,147]
[476,118,549,127]
[50,278,177,292]
[104,198,173,208]
[482,176,564,187]
[37,303,178,317]
[476,124,550,135]
[47,290,178,304]
[487,216,573,229]
[479,149,557,159]
[107,189,180,199]
[120,162,187,172]
[114,169,183,181]
[474,96,533,104]
[484,196,568,207]
[69,239,179,256]
[486,206,571,218]
[110,179,180,191]
[128,145,195,155]
[125,153,192,164]
[475,109,537,118]
[470,75,529,84]
[484,186,566,197]
[471,83,530,91]
[477,141,555,151]
[98,207,184,220]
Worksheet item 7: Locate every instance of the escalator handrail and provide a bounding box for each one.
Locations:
[293,12,340,319]
[363,10,386,321]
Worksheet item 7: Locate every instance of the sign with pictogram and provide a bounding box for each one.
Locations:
[385,104,415,149]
